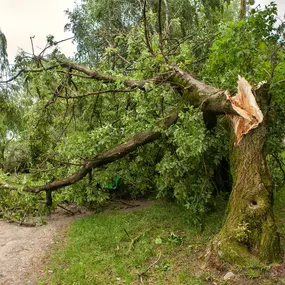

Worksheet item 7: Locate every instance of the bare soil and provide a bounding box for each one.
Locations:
[0,200,152,285]
[0,204,90,285]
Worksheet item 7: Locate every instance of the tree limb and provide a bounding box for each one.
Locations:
[0,112,179,193]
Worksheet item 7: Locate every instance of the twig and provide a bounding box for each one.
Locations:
[57,204,75,215]
[39,36,74,57]
[111,199,140,207]
[124,228,131,240]
[127,229,151,255]
[143,0,154,55]
[158,0,167,62]
[30,36,35,56]
[138,251,161,284]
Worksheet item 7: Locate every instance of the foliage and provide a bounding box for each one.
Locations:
[201,2,285,190]
[0,28,8,74]
[156,108,228,225]
[0,1,284,227]
[201,3,283,88]
[66,0,232,64]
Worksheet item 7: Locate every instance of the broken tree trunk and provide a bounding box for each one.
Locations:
[210,83,280,265]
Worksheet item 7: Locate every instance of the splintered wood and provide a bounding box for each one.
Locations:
[226,76,264,145]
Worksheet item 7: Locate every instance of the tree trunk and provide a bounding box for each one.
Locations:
[239,0,246,20]
[210,85,280,265]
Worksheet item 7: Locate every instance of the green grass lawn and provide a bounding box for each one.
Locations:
[39,191,285,285]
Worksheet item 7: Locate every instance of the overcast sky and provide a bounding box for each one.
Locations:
[0,0,284,63]
[0,0,77,62]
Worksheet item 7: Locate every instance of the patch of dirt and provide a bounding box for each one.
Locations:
[0,200,153,285]
[0,204,90,285]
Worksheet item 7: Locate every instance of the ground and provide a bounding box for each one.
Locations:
[1,197,285,284]
[0,205,90,285]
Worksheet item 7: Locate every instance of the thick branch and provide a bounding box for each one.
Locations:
[169,66,239,115]
[59,61,149,89]
[3,59,239,115]
[0,113,178,193]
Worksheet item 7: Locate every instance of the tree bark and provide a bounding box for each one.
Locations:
[209,84,280,265]
[239,0,246,20]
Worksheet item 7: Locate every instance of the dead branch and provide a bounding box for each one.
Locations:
[57,204,75,215]
[111,200,140,207]
[138,251,161,284]
[30,36,35,56]
[127,231,145,255]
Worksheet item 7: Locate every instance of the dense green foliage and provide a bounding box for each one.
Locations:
[0,1,284,226]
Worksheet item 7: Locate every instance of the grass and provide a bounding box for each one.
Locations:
[39,201,225,285]
[39,188,285,285]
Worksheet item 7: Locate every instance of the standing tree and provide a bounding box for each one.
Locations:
[0,1,284,266]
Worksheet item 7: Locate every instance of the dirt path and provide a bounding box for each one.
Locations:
[0,200,152,285]
[0,205,89,285]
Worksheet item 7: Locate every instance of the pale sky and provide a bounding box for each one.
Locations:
[0,0,77,63]
[0,0,284,63]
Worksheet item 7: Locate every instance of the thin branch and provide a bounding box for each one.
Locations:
[57,204,75,215]
[138,251,161,284]
[58,61,149,90]
[158,0,167,63]
[55,88,138,99]
[143,0,154,55]
[39,36,74,57]
[30,36,35,56]
[0,65,59,84]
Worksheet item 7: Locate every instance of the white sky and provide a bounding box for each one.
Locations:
[0,0,284,63]
[0,0,77,63]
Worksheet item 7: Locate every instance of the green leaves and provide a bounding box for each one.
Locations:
[201,3,284,89]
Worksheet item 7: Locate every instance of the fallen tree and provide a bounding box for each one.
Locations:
[0,2,284,267]
[0,59,280,264]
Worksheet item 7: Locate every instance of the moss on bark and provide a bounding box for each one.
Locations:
[210,84,280,265]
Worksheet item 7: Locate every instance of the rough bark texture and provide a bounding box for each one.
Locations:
[210,84,280,265]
